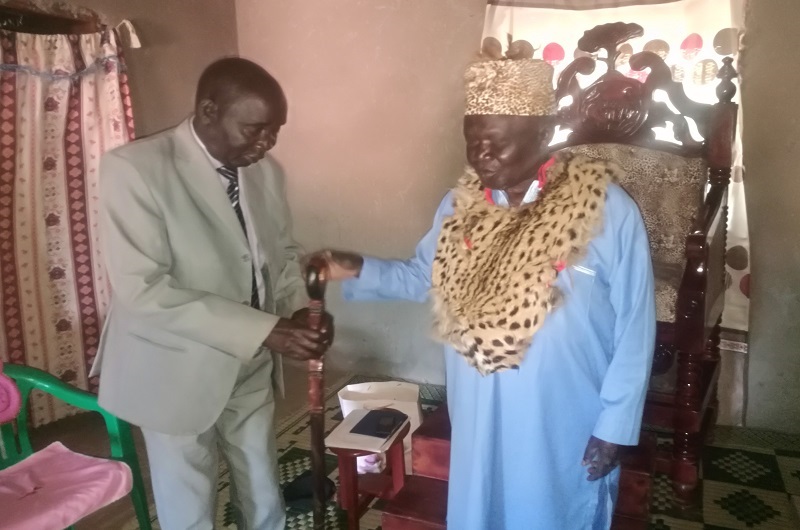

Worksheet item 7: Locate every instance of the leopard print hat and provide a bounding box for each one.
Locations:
[464,58,556,117]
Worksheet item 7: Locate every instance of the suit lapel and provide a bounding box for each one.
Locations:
[240,160,278,251]
[173,118,248,248]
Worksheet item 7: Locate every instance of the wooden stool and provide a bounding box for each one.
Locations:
[329,422,411,530]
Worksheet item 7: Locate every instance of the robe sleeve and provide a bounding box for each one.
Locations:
[592,199,656,446]
[342,192,453,303]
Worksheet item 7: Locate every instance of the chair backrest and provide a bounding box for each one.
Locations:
[567,143,706,323]
[0,358,22,424]
[548,22,737,355]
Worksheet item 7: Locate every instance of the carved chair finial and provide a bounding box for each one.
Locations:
[716,57,738,103]
[554,21,734,157]
[577,22,644,73]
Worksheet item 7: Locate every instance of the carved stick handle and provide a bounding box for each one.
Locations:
[307,299,324,330]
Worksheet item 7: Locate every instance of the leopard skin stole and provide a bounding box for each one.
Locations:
[431,153,620,375]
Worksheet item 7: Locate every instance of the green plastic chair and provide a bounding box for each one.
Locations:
[0,363,152,530]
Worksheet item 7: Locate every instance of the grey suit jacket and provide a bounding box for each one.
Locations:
[93,117,308,436]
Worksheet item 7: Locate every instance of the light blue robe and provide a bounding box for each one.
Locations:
[342,183,655,529]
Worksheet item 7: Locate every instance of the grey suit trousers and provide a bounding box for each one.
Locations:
[141,350,284,530]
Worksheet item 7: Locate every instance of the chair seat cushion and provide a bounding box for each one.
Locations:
[654,261,682,323]
[0,441,132,530]
[656,278,678,323]
[564,144,707,325]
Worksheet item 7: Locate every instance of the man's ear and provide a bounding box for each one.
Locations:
[196,98,218,125]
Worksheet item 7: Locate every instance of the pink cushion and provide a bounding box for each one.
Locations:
[0,442,132,530]
[0,372,22,423]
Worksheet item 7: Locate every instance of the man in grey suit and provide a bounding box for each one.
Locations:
[93,58,332,529]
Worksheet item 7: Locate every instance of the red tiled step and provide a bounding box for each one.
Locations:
[381,475,447,530]
[411,404,450,481]
[610,514,650,530]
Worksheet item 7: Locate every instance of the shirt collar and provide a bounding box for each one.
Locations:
[491,181,541,208]
[486,157,556,207]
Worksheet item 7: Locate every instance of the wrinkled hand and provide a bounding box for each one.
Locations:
[263,308,334,361]
[582,436,620,481]
[304,250,363,281]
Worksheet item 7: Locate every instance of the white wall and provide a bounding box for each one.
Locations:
[236,0,487,382]
[741,0,800,433]
[79,0,238,136]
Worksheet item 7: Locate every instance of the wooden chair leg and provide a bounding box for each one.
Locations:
[672,344,705,507]
[672,430,701,506]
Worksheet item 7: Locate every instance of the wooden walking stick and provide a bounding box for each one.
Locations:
[305,258,329,529]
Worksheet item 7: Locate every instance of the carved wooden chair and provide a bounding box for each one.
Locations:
[549,22,738,506]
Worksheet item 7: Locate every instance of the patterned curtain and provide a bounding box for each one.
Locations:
[0,28,135,426]
[481,0,749,425]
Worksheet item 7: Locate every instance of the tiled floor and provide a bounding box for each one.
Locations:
[650,429,800,529]
[24,373,800,529]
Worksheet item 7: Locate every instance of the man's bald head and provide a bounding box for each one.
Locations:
[195,57,286,114]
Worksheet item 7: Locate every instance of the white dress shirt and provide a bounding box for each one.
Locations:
[491,180,541,207]
[191,120,268,310]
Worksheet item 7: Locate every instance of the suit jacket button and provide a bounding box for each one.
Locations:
[241,254,250,262]
[242,300,249,305]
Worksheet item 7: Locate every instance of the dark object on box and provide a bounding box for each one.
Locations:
[350,408,408,439]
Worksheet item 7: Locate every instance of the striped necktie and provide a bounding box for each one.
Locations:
[217,165,247,232]
[217,165,260,308]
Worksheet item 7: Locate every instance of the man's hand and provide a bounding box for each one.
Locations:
[263,308,334,361]
[304,250,363,281]
[582,436,620,481]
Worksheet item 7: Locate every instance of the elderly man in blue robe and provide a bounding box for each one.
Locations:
[311,55,656,529]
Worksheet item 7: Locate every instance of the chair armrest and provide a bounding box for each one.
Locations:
[692,183,726,238]
[676,181,728,352]
[3,364,102,413]
[2,363,138,465]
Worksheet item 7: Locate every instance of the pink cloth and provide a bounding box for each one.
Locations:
[0,371,22,423]
[0,442,132,530]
